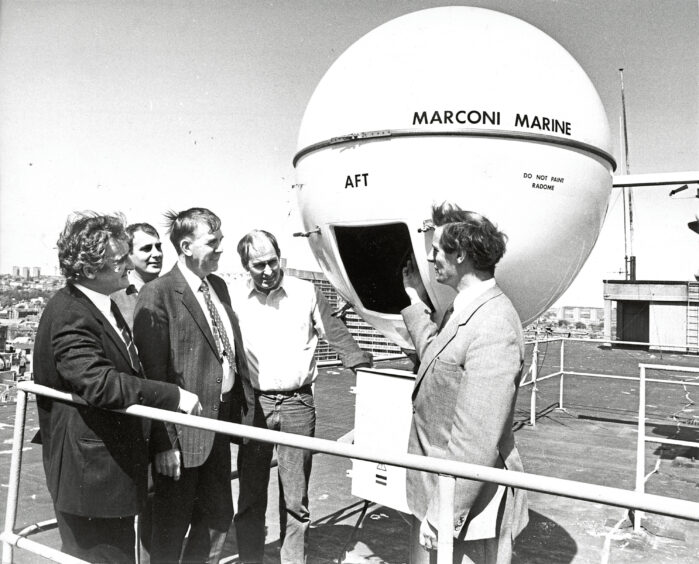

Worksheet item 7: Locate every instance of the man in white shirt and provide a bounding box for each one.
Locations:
[34,212,200,563]
[134,208,255,564]
[401,203,528,564]
[232,229,372,564]
[112,222,163,330]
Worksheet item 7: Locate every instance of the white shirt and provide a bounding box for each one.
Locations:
[178,260,235,394]
[231,275,328,392]
[452,278,497,315]
[74,283,128,347]
[127,270,147,292]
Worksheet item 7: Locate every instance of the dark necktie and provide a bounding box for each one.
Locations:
[199,281,235,364]
[110,300,140,372]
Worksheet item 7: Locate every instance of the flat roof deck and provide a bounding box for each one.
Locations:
[2,340,699,563]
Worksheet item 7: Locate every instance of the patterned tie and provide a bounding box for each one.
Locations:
[199,281,235,364]
[110,300,140,372]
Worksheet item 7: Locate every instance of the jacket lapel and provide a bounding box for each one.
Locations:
[412,285,504,398]
[172,265,220,358]
[68,284,135,372]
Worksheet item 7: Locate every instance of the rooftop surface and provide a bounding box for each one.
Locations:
[2,340,699,563]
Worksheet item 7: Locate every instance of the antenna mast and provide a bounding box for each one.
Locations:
[619,68,636,281]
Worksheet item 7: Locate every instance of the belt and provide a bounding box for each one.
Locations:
[255,384,312,397]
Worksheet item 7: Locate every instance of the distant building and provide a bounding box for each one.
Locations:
[21,267,29,280]
[11,266,20,278]
[285,266,403,359]
[31,267,40,279]
[553,305,604,324]
[603,280,699,353]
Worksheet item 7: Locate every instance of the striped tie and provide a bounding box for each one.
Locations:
[110,300,140,372]
[199,281,235,364]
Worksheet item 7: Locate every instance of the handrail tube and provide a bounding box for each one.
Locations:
[437,475,455,564]
[638,363,699,373]
[645,437,699,449]
[522,371,561,386]
[16,382,699,522]
[635,366,647,532]
[524,336,699,349]
[530,342,538,427]
[0,532,85,564]
[2,388,27,564]
[559,339,565,409]
[563,371,637,380]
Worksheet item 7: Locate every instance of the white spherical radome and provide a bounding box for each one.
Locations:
[294,7,614,349]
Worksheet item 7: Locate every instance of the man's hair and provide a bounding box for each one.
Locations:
[237,230,281,268]
[57,212,127,281]
[163,208,221,255]
[125,222,160,252]
[432,201,507,274]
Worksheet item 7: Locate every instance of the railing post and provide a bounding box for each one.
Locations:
[436,474,455,564]
[530,341,539,427]
[3,390,28,564]
[559,338,565,409]
[635,365,647,532]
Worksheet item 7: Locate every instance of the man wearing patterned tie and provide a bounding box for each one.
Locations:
[134,207,255,564]
[34,213,201,563]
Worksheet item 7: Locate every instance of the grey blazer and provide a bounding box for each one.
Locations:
[134,264,255,467]
[402,284,528,541]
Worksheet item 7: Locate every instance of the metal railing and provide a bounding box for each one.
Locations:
[4,381,699,564]
[519,336,699,427]
[635,363,699,532]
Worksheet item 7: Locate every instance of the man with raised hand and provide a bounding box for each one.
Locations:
[402,203,528,564]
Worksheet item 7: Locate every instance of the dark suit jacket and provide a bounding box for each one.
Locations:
[133,264,255,468]
[33,284,181,518]
[402,284,528,541]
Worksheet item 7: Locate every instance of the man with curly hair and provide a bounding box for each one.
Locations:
[402,202,528,564]
[34,212,201,563]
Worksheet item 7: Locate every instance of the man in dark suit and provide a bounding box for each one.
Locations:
[34,213,201,563]
[111,222,164,563]
[134,207,255,564]
[402,203,528,564]
[112,222,164,329]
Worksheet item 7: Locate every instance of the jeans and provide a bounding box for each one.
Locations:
[235,388,315,563]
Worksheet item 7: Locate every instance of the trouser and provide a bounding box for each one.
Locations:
[56,510,135,564]
[150,431,233,564]
[409,488,514,564]
[235,387,315,564]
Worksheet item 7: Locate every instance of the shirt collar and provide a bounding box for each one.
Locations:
[178,257,208,294]
[247,270,288,299]
[73,282,113,317]
[128,270,146,292]
[452,278,497,314]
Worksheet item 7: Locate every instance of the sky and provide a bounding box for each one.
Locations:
[0,0,697,308]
